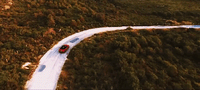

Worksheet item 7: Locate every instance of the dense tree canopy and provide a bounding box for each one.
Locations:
[0,0,200,89]
[60,28,200,90]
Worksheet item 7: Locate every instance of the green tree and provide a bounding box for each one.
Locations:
[138,36,148,47]
[146,47,155,54]
[182,80,193,90]
[152,36,162,46]
[174,47,184,55]
[130,37,138,46]
[144,81,154,90]
[184,46,193,55]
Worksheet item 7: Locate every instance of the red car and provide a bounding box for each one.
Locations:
[59,45,69,53]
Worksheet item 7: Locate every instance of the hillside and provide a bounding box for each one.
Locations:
[60,28,200,90]
[0,0,200,89]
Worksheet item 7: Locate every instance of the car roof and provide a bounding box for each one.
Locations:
[60,45,69,49]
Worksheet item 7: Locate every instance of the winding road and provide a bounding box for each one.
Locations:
[25,25,200,90]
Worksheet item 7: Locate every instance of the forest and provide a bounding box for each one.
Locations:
[0,0,200,89]
[61,28,200,90]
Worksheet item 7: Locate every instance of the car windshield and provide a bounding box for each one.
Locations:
[60,45,67,49]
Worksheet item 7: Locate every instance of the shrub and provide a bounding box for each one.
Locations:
[0,41,3,47]
[47,14,56,27]
[146,47,155,54]
[164,49,176,61]
[172,83,182,90]
[155,47,163,54]
[130,37,138,47]
[193,81,200,89]
[144,81,154,90]
[182,80,193,90]
[79,15,85,22]
[70,19,77,27]
[149,72,158,82]
[152,36,162,46]
[76,19,81,25]
[167,65,178,77]
[4,42,11,49]
[174,47,184,55]
[95,13,106,23]
[184,46,193,55]
[148,40,157,48]
[138,36,148,47]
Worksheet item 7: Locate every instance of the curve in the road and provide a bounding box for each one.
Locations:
[25,25,200,90]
